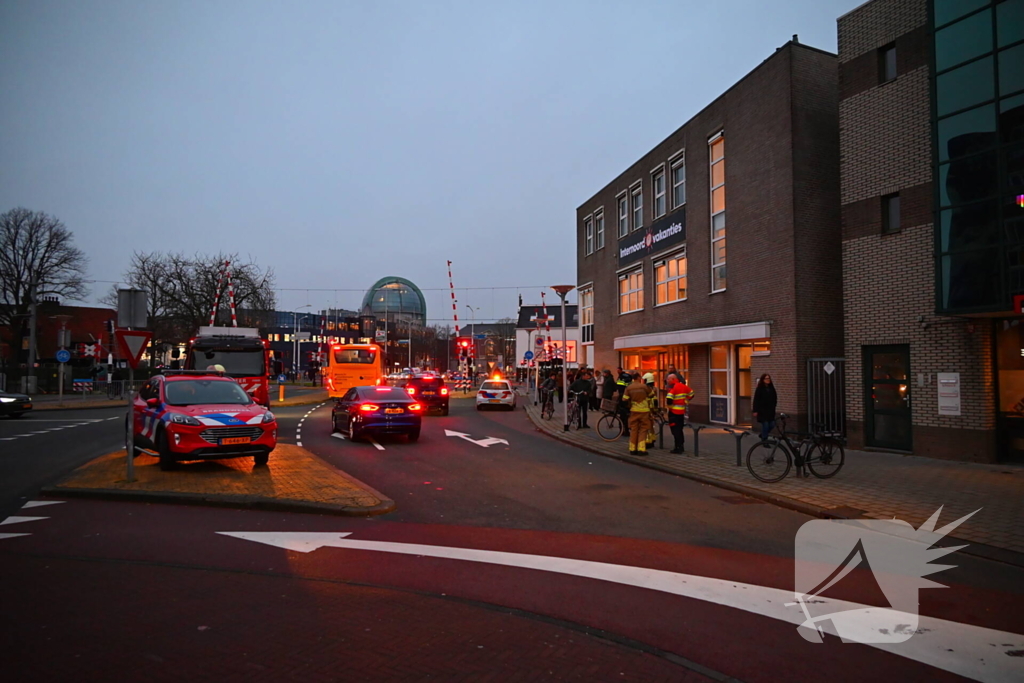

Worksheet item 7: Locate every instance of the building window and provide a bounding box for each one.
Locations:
[595,210,605,250]
[672,157,686,208]
[710,133,726,292]
[584,216,594,255]
[882,193,901,233]
[653,169,666,218]
[618,268,644,314]
[580,287,594,343]
[655,250,687,305]
[879,43,897,82]
[618,195,629,237]
[631,184,643,231]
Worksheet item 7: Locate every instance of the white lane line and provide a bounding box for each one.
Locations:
[297,441,303,447]
[368,438,385,451]
[30,431,51,434]
[1,516,48,526]
[218,532,1024,683]
[21,501,65,509]
[0,437,17,441]
[0,533,31,541]
[331,433,345,440]
[5,419,102,422]
[107,416,120,421]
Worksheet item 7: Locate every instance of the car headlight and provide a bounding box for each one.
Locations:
[0,397,16,403]
[262,411,275,423]
[169,414,201,426]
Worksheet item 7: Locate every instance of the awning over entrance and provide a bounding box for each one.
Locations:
[613,321,771,350]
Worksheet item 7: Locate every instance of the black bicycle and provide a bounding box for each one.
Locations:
[567,390,587,429]
[745,413,845,483]
[540,388,555,420]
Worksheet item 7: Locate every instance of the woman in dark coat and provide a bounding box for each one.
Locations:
[751,373,778,441]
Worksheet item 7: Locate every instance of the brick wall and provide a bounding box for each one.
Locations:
[839,0,998,461]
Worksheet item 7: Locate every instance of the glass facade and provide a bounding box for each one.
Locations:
[934,0,1024,313]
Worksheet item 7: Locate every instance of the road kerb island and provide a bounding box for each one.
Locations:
[44,443,394,516]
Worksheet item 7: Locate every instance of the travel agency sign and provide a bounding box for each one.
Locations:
[618,207,687,267]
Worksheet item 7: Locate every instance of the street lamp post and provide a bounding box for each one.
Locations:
[552,286,574,432]
[293,305,311,380]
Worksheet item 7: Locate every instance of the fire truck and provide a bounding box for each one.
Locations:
[184,326,271,406]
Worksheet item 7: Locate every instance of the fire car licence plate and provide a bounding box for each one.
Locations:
[221,437,252,445]
[385,408,403,414]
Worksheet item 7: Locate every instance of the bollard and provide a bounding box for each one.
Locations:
[723,427,751,466]
[279,383,285,402]
[685,423,705,457]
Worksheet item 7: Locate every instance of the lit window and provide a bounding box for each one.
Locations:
[710,133,726,292]
[594,210,605,250]
[672,157,686,207]
[655,250,687,305]
[580,287,594,343]
[653,169,666,218]
[618,195,629,237]
[631,185,643,230]
[618,268,644,314]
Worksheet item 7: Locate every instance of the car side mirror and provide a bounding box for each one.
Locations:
[146,397,160,408]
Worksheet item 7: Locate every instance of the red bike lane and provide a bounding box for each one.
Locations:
[2,499,1022,682]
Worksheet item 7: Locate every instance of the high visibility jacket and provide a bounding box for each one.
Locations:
[666,382,694,414]
[624,383,654,412]
[616,372,631,388]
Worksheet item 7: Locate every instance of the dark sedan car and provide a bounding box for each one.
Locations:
[388,373,450,415]
[331,385,423,442]
[0,390,33,418]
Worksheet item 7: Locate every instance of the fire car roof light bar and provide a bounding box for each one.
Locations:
[160,370,227,377]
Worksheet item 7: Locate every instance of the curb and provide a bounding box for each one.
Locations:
[522,406,1024,569]
[32,402,128,412]
[41,445,396,518]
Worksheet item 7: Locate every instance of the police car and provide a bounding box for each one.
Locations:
[475,378,517,411]
[127,370,277,471]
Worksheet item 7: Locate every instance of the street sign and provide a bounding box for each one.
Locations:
[534,336,545,347]
[278,374,287,383]
[524,351,534,360]
[115,329,152,369]
[295,331,311,340]
[56,349,71,363]
[117,289,148,328]
[474,334,486,339]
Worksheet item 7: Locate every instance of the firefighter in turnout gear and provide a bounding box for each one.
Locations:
[623,373,655,455]
[615,366,633,436]
[666,373,695,453]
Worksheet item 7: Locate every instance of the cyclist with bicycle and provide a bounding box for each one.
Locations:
[568,371,593,428]
[539,372,557,418]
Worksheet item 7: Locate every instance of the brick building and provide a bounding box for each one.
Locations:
[839,0,1024,462]
[576,40,843,428]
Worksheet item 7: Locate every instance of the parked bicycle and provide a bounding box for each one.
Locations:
[596,401,667,442]
[745,413,845,483]
[566,390,587,429]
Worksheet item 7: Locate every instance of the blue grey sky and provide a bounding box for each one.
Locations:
[1,0,858,323]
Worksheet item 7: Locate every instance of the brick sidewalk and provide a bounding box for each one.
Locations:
[524,402,1024,557]
[45,444,394,516]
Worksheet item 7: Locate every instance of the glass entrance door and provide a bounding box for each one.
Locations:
[864,345,912,450]
[736,344,752,427]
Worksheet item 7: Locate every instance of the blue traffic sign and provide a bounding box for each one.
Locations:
[56,349,71,363]
[473,334,486,339]
[278,374,287,383]
[524,351,534,360]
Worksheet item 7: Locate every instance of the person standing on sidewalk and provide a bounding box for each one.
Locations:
[588,370,599,411]
[752,373,778,443]
[666,373,694,454]
[615,367,633,436]
[623,373,654,456]
[569,371,592,428]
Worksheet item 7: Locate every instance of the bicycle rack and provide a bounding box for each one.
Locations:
[722,427,750,466]
[685,423,705,457]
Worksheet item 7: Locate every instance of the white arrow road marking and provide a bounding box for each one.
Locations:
[368,438,385,451]
[1,516,48,526]
[21,501,65,509]
[0,533,31,541]
[331,433,345,440]
[216,531,1024,682]
[444,430,509,448]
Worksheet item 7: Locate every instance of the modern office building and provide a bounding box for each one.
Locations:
[576,39,843,428]
[839,0,1024,462]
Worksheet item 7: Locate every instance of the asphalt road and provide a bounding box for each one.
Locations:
[2,396,1023,681]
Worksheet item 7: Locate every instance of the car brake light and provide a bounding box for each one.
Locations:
[408,403,423,411]
[406,387,416,395]
[440,387,448,395]
[360,404,379,412]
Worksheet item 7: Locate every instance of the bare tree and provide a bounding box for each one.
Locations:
[109,251,275,343]
[0,208,88,328]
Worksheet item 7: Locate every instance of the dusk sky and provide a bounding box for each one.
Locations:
[1,0,858,324]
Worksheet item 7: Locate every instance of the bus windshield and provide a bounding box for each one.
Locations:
[334,349,376,364]
[192,348,265,375]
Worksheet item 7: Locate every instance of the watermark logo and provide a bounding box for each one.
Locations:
[792,506,979,644]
